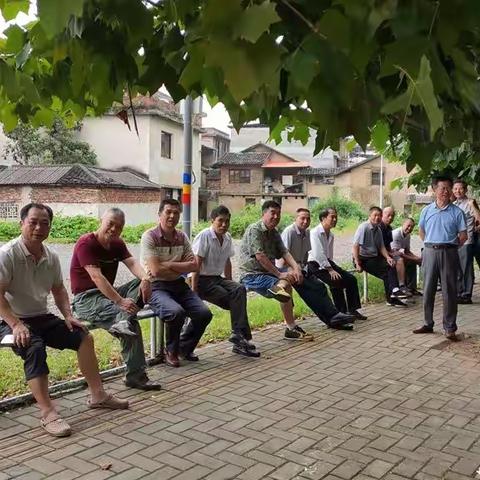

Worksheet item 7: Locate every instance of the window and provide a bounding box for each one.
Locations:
[245,198,256,206]
[229,169,251,183]
[371,169,385,186]
[0,202,18,219]
[161,131,172,158]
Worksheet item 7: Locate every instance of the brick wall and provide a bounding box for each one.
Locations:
[0,187,23,201]
[219,166,263,194]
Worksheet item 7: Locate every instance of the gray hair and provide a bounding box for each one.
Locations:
[102,208,125,220]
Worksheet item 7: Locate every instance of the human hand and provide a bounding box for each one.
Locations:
[355,262,363,273]
[117,298,140,315]
[12,323,30,348]
[329,269,342,281]
[65,316,88,333]
[140,278,152,303]
[387,256,396,267]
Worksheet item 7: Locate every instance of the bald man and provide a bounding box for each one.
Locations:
[70,208,161,391]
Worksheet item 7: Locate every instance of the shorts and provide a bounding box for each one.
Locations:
[0,314,87,381]
[241,274,279,298]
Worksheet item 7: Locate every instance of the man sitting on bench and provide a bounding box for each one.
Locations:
[71,208,161,391]
[0,203,128,437]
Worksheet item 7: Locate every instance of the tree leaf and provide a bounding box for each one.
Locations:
[4,25,25,54]
[2,0,29,21]
[0,103,18,132]
[31,107,55,128]
[37,0,85,38]
[370,120,390,153]
[233,1,280,43]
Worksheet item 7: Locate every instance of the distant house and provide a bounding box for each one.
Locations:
[213,143,309,215]
[0,164,161,225]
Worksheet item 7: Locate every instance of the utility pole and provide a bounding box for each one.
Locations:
[379,154,384,209]
[182,96,193,238]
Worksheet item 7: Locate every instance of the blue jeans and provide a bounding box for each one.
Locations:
[149,279,212,354]
[241,274,279,298]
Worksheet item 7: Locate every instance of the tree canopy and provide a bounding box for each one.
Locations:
[0,0,479,181]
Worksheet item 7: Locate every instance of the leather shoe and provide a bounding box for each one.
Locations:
[125,376,162,391]
[350,310,368,320]
[108,322,137,338]
[457,297,472,304]
[413,325,434,334]
[165,351,180,368]
[330,323,354,331]
[330,312,356,328]
[445,332,460,341]
[180,352,199,362]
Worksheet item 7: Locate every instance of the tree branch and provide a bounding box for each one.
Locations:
[278,0,327,40]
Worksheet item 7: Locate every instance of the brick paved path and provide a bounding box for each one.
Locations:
[1,293,480,480]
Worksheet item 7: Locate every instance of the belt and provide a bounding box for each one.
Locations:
[424,243,457,249]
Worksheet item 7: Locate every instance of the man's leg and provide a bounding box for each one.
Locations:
[362,257,391,301]
[309,264,348,313]
[405,260,418,290]
[440,249,459,334]
[422,248,439,329]
[457,244,474,300]
[395,257,407,286]
[330,262,362,313]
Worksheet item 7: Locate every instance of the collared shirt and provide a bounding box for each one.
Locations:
[380,222,393,252]
[391,227,411,252]
[419,202,467,244]
[192,227,235,276]
[0,236,63,318]
[308,224,334,269]
[140,226,194,281]
[280,224,311,267]
[353,221,385,257]
[453,197,475,244]
[239,220,288,279]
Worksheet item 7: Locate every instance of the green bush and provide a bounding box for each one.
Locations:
[0,221,20,241]
[49,215,100,241]
[310,194,366,222]
[122,223,156,243]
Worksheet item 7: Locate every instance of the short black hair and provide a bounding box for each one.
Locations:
[20,203,53,223]
[210,205,231,220]
[432,176,453,188]
[159,198,182,213]
[453,178,468,189]
[261,200,281,212]
[369,206,382,214]
[296,208,310,215]
[319,207,337,221]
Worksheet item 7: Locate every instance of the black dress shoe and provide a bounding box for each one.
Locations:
[350,310,368,320]
[329,312,356,328]
[180,352,199,362]
[232,345,261,357]
[125,376,162,391]
[330,324,354,331]
[457,297,472,304]
[413,325,434,334]
[165,351,180,367]
[229,333,257,351]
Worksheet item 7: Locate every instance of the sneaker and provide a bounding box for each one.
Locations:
[398,286,413,297]
[410,288,423,296]
[232,345,261,357]
[108,321,137,338]
[386,297,408,307]
[391,288,408,299]
[267,286,291,303]
[284,325,314,341]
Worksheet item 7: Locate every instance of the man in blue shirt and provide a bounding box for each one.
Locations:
[414,176,467,340]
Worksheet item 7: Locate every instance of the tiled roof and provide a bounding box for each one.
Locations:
[213,152,270,167]
[0,165,160,189]
[296,167,339,176]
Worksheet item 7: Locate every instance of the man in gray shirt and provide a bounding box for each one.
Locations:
[353,206,407,307]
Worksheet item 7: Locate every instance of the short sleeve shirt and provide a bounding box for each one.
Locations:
[239,220,288,279]
[70,233,131,294]
[419,202,467,244]
[0,236,63,318]
[192,227,235,276]
[280,224,311,267]
[353,221,384,257]
[453,198,475,244]
[140,226,194,281]
[391,227,411,251]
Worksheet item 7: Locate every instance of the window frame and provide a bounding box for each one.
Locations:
[161,131,172,159]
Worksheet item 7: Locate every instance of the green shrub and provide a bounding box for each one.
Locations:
[0,221,20,241]
[49,215,99,241]
[310,194,366,222]
[122,223,156,243]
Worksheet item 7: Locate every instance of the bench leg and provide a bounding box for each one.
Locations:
[363,271,368,303]
[158,318,165,363]
[150,316,157,360]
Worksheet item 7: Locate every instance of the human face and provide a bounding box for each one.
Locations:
[382,207,395,226]
[403,219,415,235]
[452,182,467,200]
[434,180,453,204]
[322,210,338,229]
[21,207,51,244]
[211,214,230,236]
[369,209,382,225]
[295,211,311,232]
[262,207,281,230]
[159,204,181,230]
[99,213,124,240]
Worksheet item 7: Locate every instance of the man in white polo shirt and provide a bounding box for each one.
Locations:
[0,203,128,438]
[191,206,260,357]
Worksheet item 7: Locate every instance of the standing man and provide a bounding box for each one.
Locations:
[413,177,467,340]
[391,218,422,295]
[307,208,366,320]
[352,206,407,307]
[191,205,260,357]
[239,201,313,340]
[71,208,161,391]
[141,199,212,367]
[0,203,128,437]
[280,208,357,330]
[452,179,475,304]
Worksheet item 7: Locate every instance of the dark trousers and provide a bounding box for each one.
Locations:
[359,256,398,301]
[422,246,459,333]
[405,260,418,290]
[149,278,212,355]
[294,274,339,326]
[308,261,361,313]
[197,276,252,340]
[457,244,474,299]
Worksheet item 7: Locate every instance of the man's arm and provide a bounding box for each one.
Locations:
[123,256,152,303]
[0,287,30,347]
[51,284,87,331]
[191,255,203,292]
[419,226,425,241]
[380,245,395,266]
[352,243,362,272]
[458,230,468,246]
[281,251,303,284]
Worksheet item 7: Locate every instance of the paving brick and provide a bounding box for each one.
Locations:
[362,460,394,478]
[24,458,64,475]
[238,463,276,480]
[331,460,364,479]
[204,465,244,480]
[269,462,305,479]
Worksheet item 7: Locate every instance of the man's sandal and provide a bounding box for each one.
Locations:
[87,393,129,410]
[40,414,72,437]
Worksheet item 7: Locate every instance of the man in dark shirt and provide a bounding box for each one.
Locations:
[71,208,161,391]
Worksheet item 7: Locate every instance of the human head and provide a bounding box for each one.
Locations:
[159,198,182,230]
[432,176,453,204]
[210,205,231,235]
[295,208,311,232]
[319,207,337,229]
[402,217,415,236]
[453,179,468,200]
[382,206,395,226]
[20,203,53,244]
[261,200,281,230]
[368,206,382,225]
[98,207,125,240]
